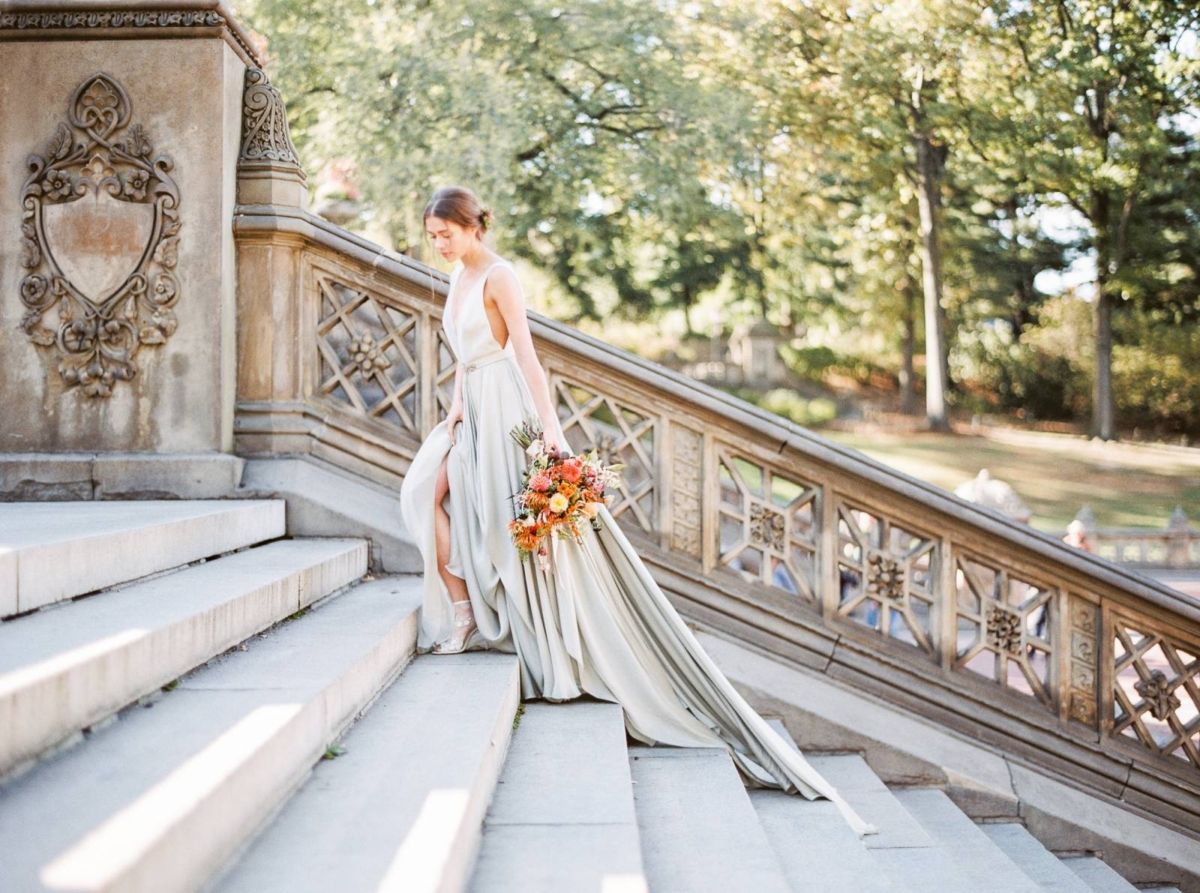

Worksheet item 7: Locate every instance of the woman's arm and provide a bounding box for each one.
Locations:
[446,363,465,443]
[452,362,464,407]
[487,266,560,445]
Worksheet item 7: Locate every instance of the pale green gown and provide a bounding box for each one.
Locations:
[398,259,875,837]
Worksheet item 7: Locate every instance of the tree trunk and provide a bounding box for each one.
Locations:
[937,279,951,396]
[899,277,917,414]
[404,190,425,261]
[754,231,769,320]
[1006,197,1034,336]
[1012,279,1032,335]
[1091,190,1116,441]
[914,134,950,430]
[682,284,696,337]
[1093,282,1116,441]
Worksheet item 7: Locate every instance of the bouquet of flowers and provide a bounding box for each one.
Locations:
[507,417,624,571]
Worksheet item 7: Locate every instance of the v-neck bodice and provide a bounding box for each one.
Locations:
[443,260,516,365]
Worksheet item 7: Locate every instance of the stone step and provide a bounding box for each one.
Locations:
[0,499,285,617]
[750,720,897,893]
[696,631,1200,888]
[0,537,366,776]
[893,787,1041,893]
[798,750,974,892]
[1061,856,1140,893]
[750,788,900,893]
[240,456,423,572]
[628,745,790,893]
[0,576,421,893]
[467,701,647,893]
[802,753,933,851]
[211,652,521,893]
[981,824,1094,893]
[753,787,902,893]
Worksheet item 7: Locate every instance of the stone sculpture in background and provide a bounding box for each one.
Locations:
[954,468,1033,524]
[18,72,181,397]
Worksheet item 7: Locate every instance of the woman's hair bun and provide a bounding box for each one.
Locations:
[424,186,494,237]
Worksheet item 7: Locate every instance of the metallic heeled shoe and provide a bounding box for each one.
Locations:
[431,600,481,655]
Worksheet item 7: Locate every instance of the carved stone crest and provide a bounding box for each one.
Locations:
[19,73,181,397]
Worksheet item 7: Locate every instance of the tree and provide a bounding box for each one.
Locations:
[238,0,754,324]
[237,0,1200,437]
[733,0,982,427]
[988,0,1200,439]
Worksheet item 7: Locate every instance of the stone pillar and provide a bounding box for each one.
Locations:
[231,64,311,456]
[0,2,262,453]
[1167,505,1190,568]
[730,318,785,388]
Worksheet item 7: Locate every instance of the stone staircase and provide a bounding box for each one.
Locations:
[1,500,1187,893]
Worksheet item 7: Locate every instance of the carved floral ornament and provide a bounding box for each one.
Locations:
[1133,669,1182,722]
[0,10,261,66]
[749,502,787,552]
[0,10,224,29]
[239,67,305,175]
[346,331,391,377]
[866,551,906,604]
[986,603,1024,655]
[19,73,182,397]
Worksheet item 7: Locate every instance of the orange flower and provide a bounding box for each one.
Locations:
[512,446,623,561]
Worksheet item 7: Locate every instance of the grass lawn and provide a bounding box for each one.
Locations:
[821,425,1200,533]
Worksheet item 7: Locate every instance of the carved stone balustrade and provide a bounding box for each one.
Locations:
[1085,507,1200,569]
[232,204,1200,834]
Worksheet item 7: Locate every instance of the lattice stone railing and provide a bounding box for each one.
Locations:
[233,206,1200,830]
[1091,521,1200,568]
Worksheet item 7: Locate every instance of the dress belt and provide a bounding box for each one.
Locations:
[462,347,516,373]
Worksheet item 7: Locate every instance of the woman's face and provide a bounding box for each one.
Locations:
[425,215,478,262]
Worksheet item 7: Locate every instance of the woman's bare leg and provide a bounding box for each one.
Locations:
[432,452,479,653]
[434,452,470,603]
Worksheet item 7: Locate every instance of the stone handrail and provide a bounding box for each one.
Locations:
[233,204,1200,834]
[1092,530,1200,568]
[1080,508,1200,569]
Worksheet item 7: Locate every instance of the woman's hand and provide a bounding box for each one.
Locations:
[446,401,464,445]
[539,417,563,455]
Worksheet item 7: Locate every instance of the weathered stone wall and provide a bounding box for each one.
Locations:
[0,34,246,451]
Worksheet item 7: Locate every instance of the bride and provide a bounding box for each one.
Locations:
[398,185,874,837]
